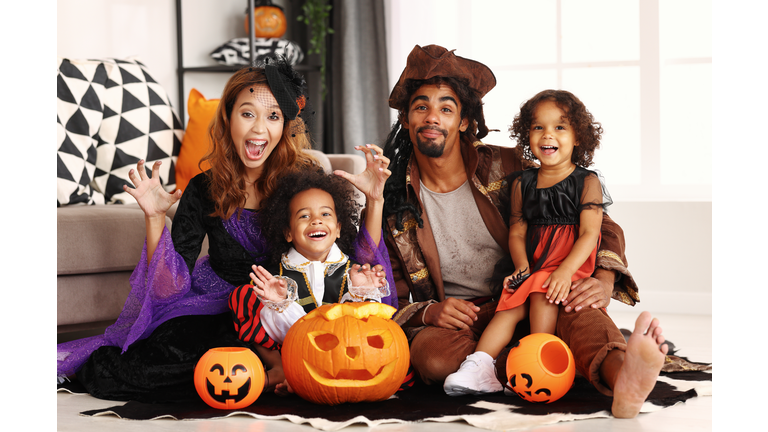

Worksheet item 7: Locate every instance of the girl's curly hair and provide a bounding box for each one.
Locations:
[260,169,361,266]
[509,89,603,168]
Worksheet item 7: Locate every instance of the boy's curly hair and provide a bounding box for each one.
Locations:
[260,169,361,266]
[509,89,603,168]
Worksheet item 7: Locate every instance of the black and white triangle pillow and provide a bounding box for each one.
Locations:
[56,58,108,206]
[91,58,183,204]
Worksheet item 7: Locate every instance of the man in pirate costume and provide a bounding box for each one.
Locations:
[383,44,668,418]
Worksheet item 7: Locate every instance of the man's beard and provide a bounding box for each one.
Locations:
[415,126,448,158]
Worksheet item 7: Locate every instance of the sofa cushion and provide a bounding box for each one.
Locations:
[306,149,332,173]
[175,88,217,192]
[57,204,171,275]
[57,272,134,326]
[57,58,108,206]
[326,153,366,206]
[326,153,365,175]
[90,58,183,204]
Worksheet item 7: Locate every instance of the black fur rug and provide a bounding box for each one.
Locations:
[61,368,711,431]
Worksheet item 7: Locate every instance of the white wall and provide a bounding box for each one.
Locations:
[58,0,180,107]
[384,0,712,315]
[57,0,293,125]
[57,0,712,315]
[605,202,711,315]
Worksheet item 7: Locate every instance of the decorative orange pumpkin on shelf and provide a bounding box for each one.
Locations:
[282,302,410,405]
[244,0,287,38]
[194,347,265,409]
[506,333,575,404]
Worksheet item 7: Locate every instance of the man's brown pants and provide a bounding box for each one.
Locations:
[408,301,626,396]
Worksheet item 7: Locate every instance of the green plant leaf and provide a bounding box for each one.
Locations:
[297,0,333,99]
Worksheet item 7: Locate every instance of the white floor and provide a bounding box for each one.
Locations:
[56,311,712,432]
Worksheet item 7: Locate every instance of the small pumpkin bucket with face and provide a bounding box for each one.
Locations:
[506,333,575,403]
[282,302,410,405]
[194,347,265,409]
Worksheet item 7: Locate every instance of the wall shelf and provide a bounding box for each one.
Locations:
[180,64,319,73]
[174,0,331,150]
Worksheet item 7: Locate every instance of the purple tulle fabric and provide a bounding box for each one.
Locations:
[56,209,394,379]
[351,226,398,310]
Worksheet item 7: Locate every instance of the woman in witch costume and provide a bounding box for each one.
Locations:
[56,57,394,401]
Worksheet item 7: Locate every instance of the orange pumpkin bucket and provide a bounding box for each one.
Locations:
[506,333,575,403]
[194,347,265,409]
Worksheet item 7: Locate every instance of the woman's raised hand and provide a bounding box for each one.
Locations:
[334,144,391,204]
[123,160,182,218]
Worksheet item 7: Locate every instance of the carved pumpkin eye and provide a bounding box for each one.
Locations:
[367,329,393,349]
[309,331,339,351]
[209,364,225,375]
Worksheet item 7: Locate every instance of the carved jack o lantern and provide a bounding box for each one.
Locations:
[506,333,575,403]
[282,302,409,405]
[194,347,265,409]
[244,0,287,38]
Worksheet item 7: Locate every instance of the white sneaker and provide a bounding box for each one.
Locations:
[503,380,515,396]
[444,352,504,396]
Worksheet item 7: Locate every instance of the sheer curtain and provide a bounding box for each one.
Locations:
[326,0,391,155]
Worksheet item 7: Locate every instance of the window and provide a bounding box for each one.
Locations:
[385,0,711,201]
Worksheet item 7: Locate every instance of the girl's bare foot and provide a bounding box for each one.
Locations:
[611,311,668,418]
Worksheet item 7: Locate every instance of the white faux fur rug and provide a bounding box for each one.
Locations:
[62,368,711,431]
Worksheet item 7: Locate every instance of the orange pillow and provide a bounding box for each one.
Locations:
[175,88,219,192]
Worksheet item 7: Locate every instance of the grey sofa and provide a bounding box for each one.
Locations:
[57,150,365,338]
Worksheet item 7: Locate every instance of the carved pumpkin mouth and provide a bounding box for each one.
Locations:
[303,360,397,387]
[206,377,252,403]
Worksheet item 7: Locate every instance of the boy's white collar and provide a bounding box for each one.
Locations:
[285,243,344,267]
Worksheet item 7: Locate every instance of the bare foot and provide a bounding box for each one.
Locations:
[611,311,669,418]
[274,379,294,397]
[263,363,285,393]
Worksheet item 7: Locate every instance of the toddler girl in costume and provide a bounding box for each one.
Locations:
[229,170,395,393]
[444,89,612,396]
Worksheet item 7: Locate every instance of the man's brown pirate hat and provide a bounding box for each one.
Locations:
[388,44,496,110]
